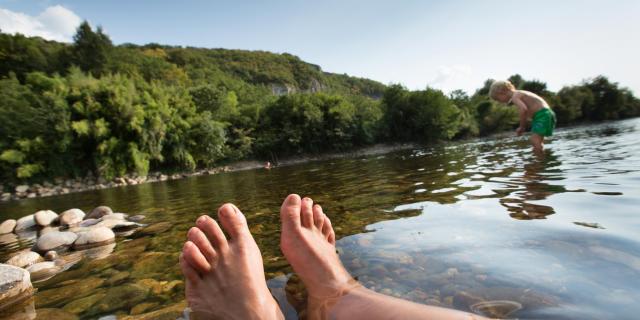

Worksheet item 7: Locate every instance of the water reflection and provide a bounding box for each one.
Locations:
[0,119,639,319]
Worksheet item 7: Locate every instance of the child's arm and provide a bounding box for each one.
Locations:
[511,96,528,136]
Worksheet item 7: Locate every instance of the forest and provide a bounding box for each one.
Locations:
[1,22,639,184]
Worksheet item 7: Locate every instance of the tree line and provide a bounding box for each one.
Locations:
[1,22,639,185]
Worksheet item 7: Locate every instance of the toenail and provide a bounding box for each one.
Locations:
[197,215,207,224]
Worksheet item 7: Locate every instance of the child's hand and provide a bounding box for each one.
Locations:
[516,127,525,136]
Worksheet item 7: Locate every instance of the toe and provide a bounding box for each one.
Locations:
[301,197,314,228]
[280,194,302,228]
[183,241,211,273]
[218,203,251,242]
[313,204,324,230]
[187,227,217,262]
[196,215,229,252]
[322,216,336,245]
[180,253,201,283]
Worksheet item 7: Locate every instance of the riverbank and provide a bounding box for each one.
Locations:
[0,143,416,202]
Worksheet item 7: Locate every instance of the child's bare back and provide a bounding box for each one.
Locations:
[489,80,557,153]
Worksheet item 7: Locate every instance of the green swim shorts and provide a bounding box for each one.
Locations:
[531,107,556,137]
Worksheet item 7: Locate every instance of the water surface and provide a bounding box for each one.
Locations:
[1,118,639,319]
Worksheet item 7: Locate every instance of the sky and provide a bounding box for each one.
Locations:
[1,0,639,95]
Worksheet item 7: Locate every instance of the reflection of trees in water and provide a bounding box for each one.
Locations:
[500,151,564,220]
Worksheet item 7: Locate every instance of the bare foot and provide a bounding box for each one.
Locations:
[180,204,283,320]
[279,194,354,299]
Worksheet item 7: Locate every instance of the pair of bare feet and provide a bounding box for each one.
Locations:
[180,194,484,320]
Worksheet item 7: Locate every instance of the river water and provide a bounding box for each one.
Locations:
[1,118,639,319]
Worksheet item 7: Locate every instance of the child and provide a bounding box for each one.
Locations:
[489,80,556,152]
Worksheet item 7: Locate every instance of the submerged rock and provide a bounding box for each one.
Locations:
[14,215,36,232]
[128,215,146,222]
[32,308,78,319]
[5,251,43,269]
[35,231,78,253]
[36,277,104,308]
[0,219,16,234]
[58,209,85,226]
[26,262,61,282]
[62,290,106,314]
[86,206,113,219]
[93,284,149,314]
[79,219,100,228]
[73,227,115,249]
[34,210,58,227]
[0,264,34,311]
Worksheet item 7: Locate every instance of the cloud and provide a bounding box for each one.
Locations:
[428,64,474,93]
[0,5,82,42]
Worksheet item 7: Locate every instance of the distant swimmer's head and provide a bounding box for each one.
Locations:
[489,80,516,103]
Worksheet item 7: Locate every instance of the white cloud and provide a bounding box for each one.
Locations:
[0,5,82,42]
[428,64,474,93]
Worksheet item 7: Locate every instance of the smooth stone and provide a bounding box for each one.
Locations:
[0,264,34,311]
[105,271,129,286]
[119,300,186,320]
[0,233,18,245]
[62,291,105,314]
[0,297,36,320]
[35,277,104,308]
[83,243,116,260]
[15,215,36,232]
[129,302,159,315]
[33,210,58,227]
[128,215,146,222]
[32,308,78,319]
[15,185,29,193]
[79,219,100,227]
[35,232,78,253]
[0,219,17,234]
[101,213,128,220]
[5,251,43,268]
[73,227,115,249]
[43,251,58,261]
[39,226,60,236]
[86,206,113,219]
[135,222,172,237]
[131,252,178,278]
[96,219,139,231]
[58,209,85,226]
[93,284,149,314]
[26,262,61,282]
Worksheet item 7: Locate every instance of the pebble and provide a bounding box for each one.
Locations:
[73,227,116,249]
[34,210,59,227]
[44,251,59,261]
[86,206,113,219]
[35,231,78,252]
[59,208,86,226]
[14,214,36,232]
[0,219,16,234]
[5,251,43,268]
[26,261,61,282]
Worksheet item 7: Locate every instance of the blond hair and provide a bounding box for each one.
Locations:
[489,80,515,99]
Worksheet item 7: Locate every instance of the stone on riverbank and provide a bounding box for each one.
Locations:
[35,231,78,253]
[73,227,115,250]
[34,210,58,227]
[5,251,43,269]
[26,261,61,282]
[59,209,85,226]
[14,215,36,232]
[0,219,16,234]
[0,264,34,311]
[86,206,113,219]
